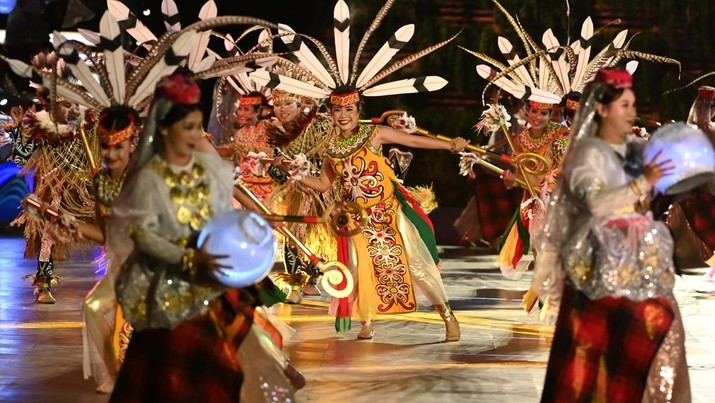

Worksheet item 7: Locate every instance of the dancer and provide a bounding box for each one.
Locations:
[251,0,462,339]
[298,86,468,340]
[8,59,99,303]
[533,68,690,401]
[266,88,334,302]
[110,71,295,402]
[81,107,137,393]
[464,3,680,313]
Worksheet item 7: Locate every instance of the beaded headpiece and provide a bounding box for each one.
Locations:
[330,90,360,107]
[239,95,263,106]
[271,89,302,104]
[565,98,580,112]
[97,111,136,147]
[529,101,554,111]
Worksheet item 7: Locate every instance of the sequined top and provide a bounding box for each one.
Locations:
[113,152,234,331]
[534,136,675,302]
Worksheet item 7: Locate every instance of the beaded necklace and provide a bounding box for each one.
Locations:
[517,122,561,152]
[328,124,374,159]
[95,168,127,218]
[149,157,213,231]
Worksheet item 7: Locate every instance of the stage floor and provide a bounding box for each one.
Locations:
[0,235,714,402]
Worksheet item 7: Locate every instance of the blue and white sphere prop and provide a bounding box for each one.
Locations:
[643,122,715,195]
[197,210,275,288]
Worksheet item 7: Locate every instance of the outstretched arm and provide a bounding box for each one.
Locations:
[300,156,337,193]
[373,125,469,151]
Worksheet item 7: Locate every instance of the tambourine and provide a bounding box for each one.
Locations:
[197,210,275,288]
[643,122,715,194]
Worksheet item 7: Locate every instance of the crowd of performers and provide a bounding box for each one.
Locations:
[0,0,713,401]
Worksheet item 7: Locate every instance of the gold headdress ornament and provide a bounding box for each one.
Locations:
[249,0,460,102]
[461,0,680,106]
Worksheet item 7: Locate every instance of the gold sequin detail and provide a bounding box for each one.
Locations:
[150,158,213,231]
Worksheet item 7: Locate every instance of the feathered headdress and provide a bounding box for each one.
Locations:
[104,0,280,82]
[462,0,680,106]
[249,0,459,104]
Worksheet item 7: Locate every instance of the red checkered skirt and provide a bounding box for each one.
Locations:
[472,168,522,242]
[110,290,253,403]
[541,285,674,403]
[679,188,715,250]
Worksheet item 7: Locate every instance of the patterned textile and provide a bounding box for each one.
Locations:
[541,285,674,403]
[327,124,450,326]
[231,121,274,202]
[111,290,252,403]
[472,168,522,242]
[679,187,715,251]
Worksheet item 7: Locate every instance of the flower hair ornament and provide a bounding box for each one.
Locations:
[249,0,460,102]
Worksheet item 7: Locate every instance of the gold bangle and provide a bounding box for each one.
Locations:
[183,248,197,278]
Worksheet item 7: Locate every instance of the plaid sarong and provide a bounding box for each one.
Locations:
[541,285,674,403]
[111,290,253,403]
[680,187,715,251]
[472,168,522,242]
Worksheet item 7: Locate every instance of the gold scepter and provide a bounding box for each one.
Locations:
[234,181,354,298]
[78,127,98,175]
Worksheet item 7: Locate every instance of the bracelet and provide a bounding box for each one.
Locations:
[183,248,197,278]
[449,140,457,153]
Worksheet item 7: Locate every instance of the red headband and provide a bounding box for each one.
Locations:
[330,90,360,107]
[529,100,554,111]
[97,113,135,147]
[240,95,263,106]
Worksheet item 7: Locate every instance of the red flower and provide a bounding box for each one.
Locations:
[155,72,201,105]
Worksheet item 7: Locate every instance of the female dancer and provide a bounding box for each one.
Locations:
[295,85,469,341]
[80,106,137,393]
[533,68,690,401]
[110,72,294,402]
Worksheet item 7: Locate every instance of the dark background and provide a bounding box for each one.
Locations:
[0,0,713,211]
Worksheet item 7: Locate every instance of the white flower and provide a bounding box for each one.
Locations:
[473,103,511,135]
[458,152,480,176]
[390,112,417,133]
[288,153,311,182]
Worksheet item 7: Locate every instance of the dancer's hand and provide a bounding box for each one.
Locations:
[450,137,470,153]
[643,149,675,186]
[194,235,230,276]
